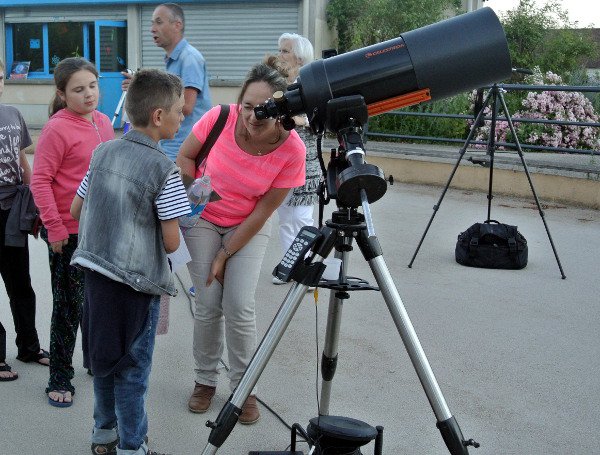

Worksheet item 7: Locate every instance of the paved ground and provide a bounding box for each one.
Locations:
[1,160,599,454]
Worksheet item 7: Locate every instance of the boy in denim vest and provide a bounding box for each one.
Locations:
[71,69,191,455]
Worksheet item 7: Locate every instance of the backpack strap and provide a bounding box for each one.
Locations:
[505,224,518,254]
[195,104,230,169]
[469,236,479,257]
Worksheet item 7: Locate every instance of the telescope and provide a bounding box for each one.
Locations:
[255,7,511,211]
[255,7,512,134]
[198,10,513,455]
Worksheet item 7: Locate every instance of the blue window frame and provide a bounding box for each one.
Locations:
[5,21,95,78]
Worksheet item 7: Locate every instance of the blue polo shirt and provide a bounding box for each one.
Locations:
[161,38,212,161]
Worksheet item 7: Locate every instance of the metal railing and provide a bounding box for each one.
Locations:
[365,84,600,154]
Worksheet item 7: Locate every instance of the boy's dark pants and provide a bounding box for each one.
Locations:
[0,208,40,362]
[83,270,160,453]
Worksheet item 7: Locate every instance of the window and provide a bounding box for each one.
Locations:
[12,23,44,73]
[49,23,94,72]
[5,22,96,77]
[97,25,126,73]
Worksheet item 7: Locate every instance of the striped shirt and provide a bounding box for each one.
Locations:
[77,170,190,220]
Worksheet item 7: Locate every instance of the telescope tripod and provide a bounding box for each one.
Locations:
[200,212,478,455]
[408,84,566,279]
[111,90,127,127]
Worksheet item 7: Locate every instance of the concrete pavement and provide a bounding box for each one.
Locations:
[1,160,599,454]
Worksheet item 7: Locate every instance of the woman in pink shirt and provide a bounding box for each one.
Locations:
[31,58,114,407]
[177,56,305,424]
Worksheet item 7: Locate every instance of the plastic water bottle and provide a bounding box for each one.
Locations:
[122,111,131,133]
[179,175,212,229]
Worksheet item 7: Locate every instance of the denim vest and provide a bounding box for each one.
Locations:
[72,131,178,296]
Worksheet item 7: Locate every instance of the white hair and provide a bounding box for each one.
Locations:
[278,33,314,66]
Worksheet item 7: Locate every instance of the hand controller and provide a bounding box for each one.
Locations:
[273,226,322,283]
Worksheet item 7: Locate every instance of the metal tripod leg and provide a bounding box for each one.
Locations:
[408,89,494,268]
[358,230,474,454]
[496,92,566,279]
[111,90,127,127]
[319,248,349,415]
[200,259,324,455]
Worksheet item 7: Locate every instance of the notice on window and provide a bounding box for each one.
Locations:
[9,61,30,80]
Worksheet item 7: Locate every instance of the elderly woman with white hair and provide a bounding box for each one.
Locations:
[272,33,323,284]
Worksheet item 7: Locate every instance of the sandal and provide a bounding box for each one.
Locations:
[91,435,148,454]
[17,348,50,366]
[0,363,18,382]
[48,389,73,408]
[91,438,118,455]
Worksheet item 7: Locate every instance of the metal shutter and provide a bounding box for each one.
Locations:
[4,5,127,22]
[141,2,300,82]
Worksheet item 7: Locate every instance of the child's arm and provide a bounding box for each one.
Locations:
[176,132,202,185]
[19,149,32,184]
[71,195,84,221]
[155,170,190,253]
[160,219,180,254]
[70,170,89,221]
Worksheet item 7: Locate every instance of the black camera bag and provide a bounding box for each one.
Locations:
[455,220,528,269]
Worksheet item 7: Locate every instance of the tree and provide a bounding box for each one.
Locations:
[326,0,460,53]
[500,0,598,80]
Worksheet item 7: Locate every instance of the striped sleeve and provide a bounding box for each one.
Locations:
[155,170,192,220]
[76,171,90,199]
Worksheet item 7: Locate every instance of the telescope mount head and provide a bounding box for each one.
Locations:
[325,96,387,209]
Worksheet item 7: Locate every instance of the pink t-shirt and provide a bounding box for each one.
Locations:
[193,104,306,227]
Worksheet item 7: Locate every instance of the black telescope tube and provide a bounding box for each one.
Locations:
[274,7,511,131]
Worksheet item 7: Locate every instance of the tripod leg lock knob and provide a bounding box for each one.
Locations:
[321,354,338,381]
[464,438,480,448]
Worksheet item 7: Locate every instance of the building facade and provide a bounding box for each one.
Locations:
[1,0,333,127]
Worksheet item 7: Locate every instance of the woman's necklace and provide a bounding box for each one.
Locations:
[244,125,282,156]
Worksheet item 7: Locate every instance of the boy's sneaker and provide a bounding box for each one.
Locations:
[189,286,196,297]
[272,276,286,285]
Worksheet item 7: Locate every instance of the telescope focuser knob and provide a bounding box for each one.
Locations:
[280,116,296,131]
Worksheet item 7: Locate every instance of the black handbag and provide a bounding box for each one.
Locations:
[455,220,528,269]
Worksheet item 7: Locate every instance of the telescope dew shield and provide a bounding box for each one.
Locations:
[402,7,512,101]
[290,7,511,132]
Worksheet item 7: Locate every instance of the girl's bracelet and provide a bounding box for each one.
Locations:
[221,246,234,257]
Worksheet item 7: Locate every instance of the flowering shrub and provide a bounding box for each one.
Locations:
[470,67,600,150]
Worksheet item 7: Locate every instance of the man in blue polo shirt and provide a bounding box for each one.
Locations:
[151,3,212,161]
[123,3,212,162]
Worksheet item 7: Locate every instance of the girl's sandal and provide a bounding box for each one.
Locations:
[47,389,73,408]
[0,363,18,382]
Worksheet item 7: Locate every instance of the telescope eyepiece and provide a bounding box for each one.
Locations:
[253,99,279,120]
[254,91,297,130]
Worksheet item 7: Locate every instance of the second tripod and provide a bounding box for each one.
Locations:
[408,83,566,279]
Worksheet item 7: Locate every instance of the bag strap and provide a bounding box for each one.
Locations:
[195,104,230,169]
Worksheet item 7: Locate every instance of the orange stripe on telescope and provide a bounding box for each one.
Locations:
[367,88,431,116]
